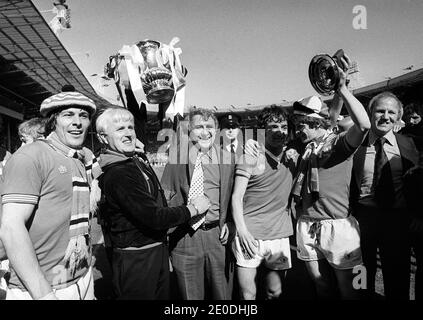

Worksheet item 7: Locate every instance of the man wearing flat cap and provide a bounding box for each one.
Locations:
[220,113,243,159]
[0,89,102,300]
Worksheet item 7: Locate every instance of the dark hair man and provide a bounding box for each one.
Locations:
[292,55,371,299]
[231,106,296,299]
[0,91,101,299]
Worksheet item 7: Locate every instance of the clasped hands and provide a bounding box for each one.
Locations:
[189,195,210,217]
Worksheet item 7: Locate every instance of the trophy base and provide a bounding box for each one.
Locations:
[146,86,175,104]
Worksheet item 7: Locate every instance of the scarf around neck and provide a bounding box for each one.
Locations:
[44,132,102,277]
[292,130,336,202]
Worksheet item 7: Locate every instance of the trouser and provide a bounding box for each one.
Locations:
[354,205,411,300]
[6,267,94,300]
[112,243,170,300]
[170,225,234,300]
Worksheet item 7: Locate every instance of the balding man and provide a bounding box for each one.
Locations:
[351,92,419,300]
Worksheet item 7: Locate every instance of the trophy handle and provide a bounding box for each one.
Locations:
[333,49,349,72]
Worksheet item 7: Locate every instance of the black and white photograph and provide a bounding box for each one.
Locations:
[0,0,421,313]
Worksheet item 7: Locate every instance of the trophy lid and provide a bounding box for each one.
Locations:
[136,39,161,48]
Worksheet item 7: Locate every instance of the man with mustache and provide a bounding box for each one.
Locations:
[291,56,371,299]
[351,92,420,300]
[161,107,235,300]
[231,106,296,300]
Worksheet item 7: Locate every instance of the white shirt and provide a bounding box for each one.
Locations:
[358,130,406,208]
[225,140,238,153]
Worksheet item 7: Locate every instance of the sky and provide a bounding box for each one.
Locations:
[32,0,423,111]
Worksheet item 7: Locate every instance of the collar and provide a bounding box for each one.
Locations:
[265,147,284,167]
[99,148,131,168]
[226,140,238,151]
[189,143,217,164]
[369,129,395,146]
[45,132,86,161]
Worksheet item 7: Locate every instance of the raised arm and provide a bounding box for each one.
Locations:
[329,92,344,129]
[335,54,371,147]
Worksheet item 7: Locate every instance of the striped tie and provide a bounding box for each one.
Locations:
[188,152,206,230]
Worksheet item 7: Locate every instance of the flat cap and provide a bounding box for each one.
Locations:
[40,91,96,117]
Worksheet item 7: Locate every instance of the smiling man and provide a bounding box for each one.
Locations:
[291,56,371,300]
[231,106,296,300]
[161,107,236,300]
[0,90,102,300]
[95,107,209,299]
[351,92,419,300]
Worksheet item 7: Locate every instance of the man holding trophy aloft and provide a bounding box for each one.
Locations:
[291,51,371,299]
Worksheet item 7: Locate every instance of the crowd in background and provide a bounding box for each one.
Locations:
[0,63,422,300]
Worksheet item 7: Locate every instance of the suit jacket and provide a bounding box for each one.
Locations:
[161,144,236,230]
[351,132,420,214]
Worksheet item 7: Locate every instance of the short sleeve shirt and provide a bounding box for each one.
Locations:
[1,141,90,290]
[300,131,357,220]
[235,151,294,240]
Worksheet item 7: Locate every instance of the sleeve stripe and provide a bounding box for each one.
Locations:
[235,170,251,179]
[70,218,89,228]
[2,194,39,204]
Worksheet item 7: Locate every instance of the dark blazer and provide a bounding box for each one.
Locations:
[161,144,236,230]
[351,132,420,214]
[98,157,191,248]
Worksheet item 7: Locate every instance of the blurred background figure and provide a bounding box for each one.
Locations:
[400,102,423,153]
[403,102,422,127]
[1,117,47,298]
[0,115,12,176]
[219,113,243,158]
[18,117,46,147]
[399,101,423,301]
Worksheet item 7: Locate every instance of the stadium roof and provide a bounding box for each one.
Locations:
[352,67,423,101]
[0,0,115,120]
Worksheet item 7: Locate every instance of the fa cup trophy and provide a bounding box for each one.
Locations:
[105,37,187,106]
[137,40,175,104]
[308,49,349,96]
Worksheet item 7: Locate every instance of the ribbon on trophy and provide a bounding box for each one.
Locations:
[105,37,187,119]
